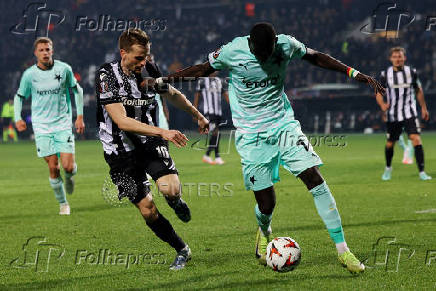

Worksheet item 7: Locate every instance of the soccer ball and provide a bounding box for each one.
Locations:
[266,237,301,272]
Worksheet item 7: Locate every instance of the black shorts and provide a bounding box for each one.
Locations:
[206,114,222,132]
[386,118,421,141]
[104,137,178,204]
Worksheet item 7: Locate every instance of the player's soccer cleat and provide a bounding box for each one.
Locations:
[59,203,70,215]
[419,172,432,181]
[214,157,225,165]
[255,226,271,265]
[381,167,392,181]
[169,245,191,270]
[338,250,365,274]
[167,198,191,223]
[65,177,75,194]
[202,155,215,165]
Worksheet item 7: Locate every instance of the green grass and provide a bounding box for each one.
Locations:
[0,133,435,290]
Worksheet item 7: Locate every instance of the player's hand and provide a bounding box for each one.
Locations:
[161,129,188,148]
[139,77,156,90]
[422,108,430,121]
[15,120,26,132]
[75,115,85,134]
[355,73,386,95]
[380,102,390,112]
[197,116,209,134]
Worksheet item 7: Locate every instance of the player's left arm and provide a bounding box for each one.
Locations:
[65,65,85,134]
[71,84,85,134]
[413,71,429,121]
[302,48,385,95]
[160,85,209,134]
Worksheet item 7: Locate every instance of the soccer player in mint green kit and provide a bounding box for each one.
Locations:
[164,23,384,274]
[14,37,85,215]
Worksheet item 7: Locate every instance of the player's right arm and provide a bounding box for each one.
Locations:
[14,70,32,132]
[104,103,188,147]
[302,47,385,95]
[376,70,389,111]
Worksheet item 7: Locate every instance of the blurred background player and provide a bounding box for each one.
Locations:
[14,37,85,215]
[377,47,431,181]
[163,22,384,274]
[398,134,414,165]
[96,29,208,270]
[146,53,170,130]
[1,99,18,142]
[194,73,229,165]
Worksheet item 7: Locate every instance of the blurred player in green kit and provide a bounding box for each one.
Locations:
[14,37,85,215]
[162,22,385,274]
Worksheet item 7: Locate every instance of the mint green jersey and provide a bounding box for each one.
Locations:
[16,60,77,134]
[208,34,306,133]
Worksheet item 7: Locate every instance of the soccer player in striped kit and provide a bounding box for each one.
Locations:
[376,47,432,181]
[194,72,229,165]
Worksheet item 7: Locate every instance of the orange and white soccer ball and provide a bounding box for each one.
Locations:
[266,237,301,272]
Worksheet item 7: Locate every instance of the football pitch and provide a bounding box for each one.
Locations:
[1,133,435,290]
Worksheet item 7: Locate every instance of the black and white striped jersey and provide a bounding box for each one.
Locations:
[380,66,422,122]
[196,77,225,116]
[95,60,167,155]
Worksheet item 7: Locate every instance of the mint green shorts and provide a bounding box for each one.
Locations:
[34,130,75,158]
[235,120,323,191]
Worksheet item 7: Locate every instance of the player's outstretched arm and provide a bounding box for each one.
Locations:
[302,48,385,95]
[161,85,209,134]
[104,103,188,147]
[164,61,216,83]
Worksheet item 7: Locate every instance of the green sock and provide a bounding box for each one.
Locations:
[255,204,272,235]
[310,182,345,244]
[3,130,8,142]
[49,177,67,204]
[65,163,77,180]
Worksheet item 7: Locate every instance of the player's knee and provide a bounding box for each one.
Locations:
[158,179,181,197]
[258,201,275,215]
[63,164,75,173]
[409,135,421,146]
[136,200,158,221]
[299,167,324,190]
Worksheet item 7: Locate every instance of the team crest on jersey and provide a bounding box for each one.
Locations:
[213,47,222,59]
[99,71,109,93]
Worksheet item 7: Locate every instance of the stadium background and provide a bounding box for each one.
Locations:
[1,0,435,138]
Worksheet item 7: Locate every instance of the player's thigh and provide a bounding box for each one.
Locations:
[54,130,75,155]
[35,133,57,158]
[235,131,280,191]
[143,138,178,181]
[104,151,150,204]
[386,121,403,142]
[404,118,421,140]
[278,121,323,177]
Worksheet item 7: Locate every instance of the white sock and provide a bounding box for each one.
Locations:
[336,242,349,255]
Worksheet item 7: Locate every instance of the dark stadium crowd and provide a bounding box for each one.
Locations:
[1,0,435,134]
